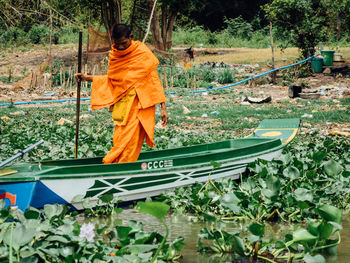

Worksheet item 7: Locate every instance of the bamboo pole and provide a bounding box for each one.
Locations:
[49,9,52,59]
[186,72,189,89]
[164,70,168,90]
[75,31,83,158]
[194,75,196,91]
[62,67,65,88]
[59,67,62,88]
[269,22,276,84]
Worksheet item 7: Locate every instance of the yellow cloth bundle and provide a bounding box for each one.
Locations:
[112,89,137,126]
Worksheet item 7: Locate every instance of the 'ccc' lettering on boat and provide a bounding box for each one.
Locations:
[141,160,173,170]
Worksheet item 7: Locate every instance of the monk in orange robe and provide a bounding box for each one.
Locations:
[76,24,168,164]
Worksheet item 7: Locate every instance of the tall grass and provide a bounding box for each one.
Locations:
[173,26,274,49]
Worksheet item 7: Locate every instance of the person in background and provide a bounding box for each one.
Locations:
[76,23,168,164]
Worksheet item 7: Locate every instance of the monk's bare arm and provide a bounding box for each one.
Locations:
[75,73,93,82]
[160,102,168,127]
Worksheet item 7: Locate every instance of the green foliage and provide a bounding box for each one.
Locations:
[0,27,27,46]
[264,0,329,58]
[201,67,216,83]
[28,25,49,44]
[198,202,341,262]
[217,68,234,84]
[224,16,254,39]
[0,198,184,262]
[162,135,350,223]
[172,26,272,48]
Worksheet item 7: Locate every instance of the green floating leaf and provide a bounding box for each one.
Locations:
[124,244,157,254]
[248,223,265,237]
[294,188,313,202]
[220,193,241,214]
[312,151,327,163]
[323,160,343,177]
[71,194,84,203]
[4,224,36,251]
[293,228,317,242]
[317,204,342,224]
[230,235,245,256]
[99,193,114,204]
[116,226,132,241]
[210,160,221,169]
[24,209,40,220]
[307,219,321,236]
[135,201,169,221]
[43,204,64,220]
[19,257,38,263]
[283,166,300,180]
[201,212,217,223]
[275,240,285,249]
[172,237,185,251]
[318,222,334,240]
[304,254,326,263]
[266,174,281,194]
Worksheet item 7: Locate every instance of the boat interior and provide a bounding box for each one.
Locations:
[40,138,277,167]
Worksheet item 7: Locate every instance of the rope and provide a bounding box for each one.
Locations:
[143,0,157,43]
[0,55,315,107]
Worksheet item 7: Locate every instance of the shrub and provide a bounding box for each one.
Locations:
[28,25,49,44]
[201,67,216,82]
[218,69,234,84]
[56,25,79,44]
[0,27,27,46]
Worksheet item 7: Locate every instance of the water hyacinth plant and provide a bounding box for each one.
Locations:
[159,135,350,262]
[162,135,350,223]
[198,204,342,262]
[0,200,184,263]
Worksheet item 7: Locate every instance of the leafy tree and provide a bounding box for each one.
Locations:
[321,0,350,40]
[264,0,328,58]
[185,0,270,31]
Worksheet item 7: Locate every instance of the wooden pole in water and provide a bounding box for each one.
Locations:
[75,31,83,158]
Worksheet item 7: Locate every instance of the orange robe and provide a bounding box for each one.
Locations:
[91,41,166,164]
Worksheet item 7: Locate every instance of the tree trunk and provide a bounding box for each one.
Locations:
[165,11,176,50]
[101,0,122,36]
[146,1,177,51]
[336,0,342,41]
[147,0,164,50]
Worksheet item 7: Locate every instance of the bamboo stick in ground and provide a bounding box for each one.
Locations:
[193,75,196,91]
[186,72,189,89]
[67,67,71,89]
[164,70,168,90]
[269,22,276,84]
[60,67,62,88]
[30,71,34,88]
[62,67,65,88]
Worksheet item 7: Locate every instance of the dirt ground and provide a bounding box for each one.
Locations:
[0,44,349,104]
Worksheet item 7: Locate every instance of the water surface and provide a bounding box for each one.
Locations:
[113,210,350,263]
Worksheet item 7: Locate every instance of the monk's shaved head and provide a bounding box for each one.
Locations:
[111,23,132,41]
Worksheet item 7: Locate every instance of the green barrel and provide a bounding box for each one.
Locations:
[311,57,323,73]
[321,50,335,66]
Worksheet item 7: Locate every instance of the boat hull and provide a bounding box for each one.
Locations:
[0,145,282,211]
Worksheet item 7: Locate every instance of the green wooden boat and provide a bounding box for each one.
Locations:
[0,119,300,211]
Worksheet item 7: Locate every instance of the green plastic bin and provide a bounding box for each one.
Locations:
[311,57,323,73]
[321,50,335,66]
